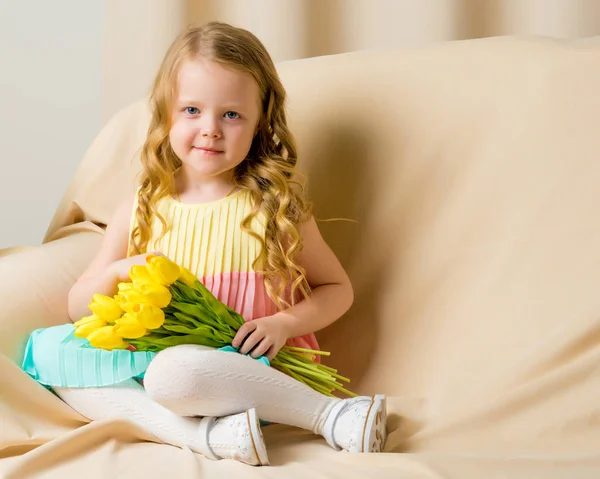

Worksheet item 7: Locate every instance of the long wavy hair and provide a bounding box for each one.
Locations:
[130,22,312,309]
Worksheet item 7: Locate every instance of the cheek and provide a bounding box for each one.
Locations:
[230,125,257,152]
[169,121,196,154]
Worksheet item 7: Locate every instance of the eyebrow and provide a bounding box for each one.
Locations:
[177,99,247,110]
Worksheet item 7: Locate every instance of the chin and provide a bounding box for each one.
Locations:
[180,162,225,177]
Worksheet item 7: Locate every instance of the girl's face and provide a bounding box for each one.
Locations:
[169,58,262,184]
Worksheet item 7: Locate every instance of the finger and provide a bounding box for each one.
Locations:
[250,339,272,359]
[266,343,284,361]
[266,347,279,361]
[239,330,263,355]
[232,322,256,348]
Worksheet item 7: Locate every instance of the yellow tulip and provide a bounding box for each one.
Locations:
[118,282,135,292]
[88,326,128,350]
[88,294,123,322]
[178,267,198,287]
[117,283,171,309]
[74,314,100,328]
[137,282,172,308]
[146,255,180,286]
[129,265,157,286]
[121,302,165,329]
[116,288,146,305]
[114,284,134,305]
[113,314,147,339]
[73,314,107,338]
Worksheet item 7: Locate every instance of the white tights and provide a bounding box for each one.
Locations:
[53,345,340,453]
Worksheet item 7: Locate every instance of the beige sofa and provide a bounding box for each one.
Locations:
[2,36,600,478]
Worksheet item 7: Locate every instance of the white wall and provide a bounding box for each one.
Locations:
[0,0,104,249]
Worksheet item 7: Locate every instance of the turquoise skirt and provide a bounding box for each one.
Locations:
[21,324,157,388]
[21,324,270,389]
[22,324,274,426]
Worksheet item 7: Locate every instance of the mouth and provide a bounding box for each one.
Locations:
[194,146,223,152]
[193,146,224,156]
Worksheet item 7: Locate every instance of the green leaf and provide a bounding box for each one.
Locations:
[190,279,241,329]
[169,302,210,319]
[162,323,220,336]
[130,334,224,350]
[168,306,233,337]
[172,281,200,303]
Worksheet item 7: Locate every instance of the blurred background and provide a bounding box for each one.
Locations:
[1,0,600,249]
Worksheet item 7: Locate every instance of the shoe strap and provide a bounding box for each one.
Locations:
[322,397,372,451]
[197,416,221,460]
[322,400,347,450]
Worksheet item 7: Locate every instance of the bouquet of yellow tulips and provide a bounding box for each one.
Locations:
[73,255,355,397]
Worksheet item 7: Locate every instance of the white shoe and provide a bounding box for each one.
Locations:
[198,408,269,466]
[322,395,387,453]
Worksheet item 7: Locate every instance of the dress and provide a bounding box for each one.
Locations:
[21,189,319,388]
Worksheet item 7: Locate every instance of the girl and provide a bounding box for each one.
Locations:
[22,22,387,466]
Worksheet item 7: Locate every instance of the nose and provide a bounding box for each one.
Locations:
[201,128,221,139]
[200,117,221,139]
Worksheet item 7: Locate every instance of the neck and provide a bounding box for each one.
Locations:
[174,168,236,202]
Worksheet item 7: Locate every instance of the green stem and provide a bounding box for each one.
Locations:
[278,351,351,383]
[327,381,358,398]
[281,346,331,356]
[320,369,351,383]
[278,352,324,372]
[314,364,338,373]
[276,365,335,396]
[280,362,331,380]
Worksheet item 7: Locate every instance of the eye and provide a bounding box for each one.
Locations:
[224,111,240,120]
[184,107,199,115]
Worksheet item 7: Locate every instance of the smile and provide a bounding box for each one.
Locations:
[194,147,224,156]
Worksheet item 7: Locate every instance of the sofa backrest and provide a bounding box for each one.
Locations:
[48,37,600,411]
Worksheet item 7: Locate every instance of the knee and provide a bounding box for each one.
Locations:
[143,345,213,408]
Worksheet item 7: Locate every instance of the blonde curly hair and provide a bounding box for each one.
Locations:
[130,22,311,309]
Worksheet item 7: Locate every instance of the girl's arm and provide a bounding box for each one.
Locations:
[275,217,354,338]
[67,196,134,321]
[233,217,354,358]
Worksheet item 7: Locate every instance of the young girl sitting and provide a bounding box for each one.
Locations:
[22,21,387,466]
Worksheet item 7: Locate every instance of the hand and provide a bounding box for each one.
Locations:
[232,315,291,361]
[110,251,164,282]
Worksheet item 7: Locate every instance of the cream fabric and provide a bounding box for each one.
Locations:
[2,36,600,477]
[103,0,600,122]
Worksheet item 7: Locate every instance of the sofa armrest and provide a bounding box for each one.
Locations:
[0,230,102,364]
